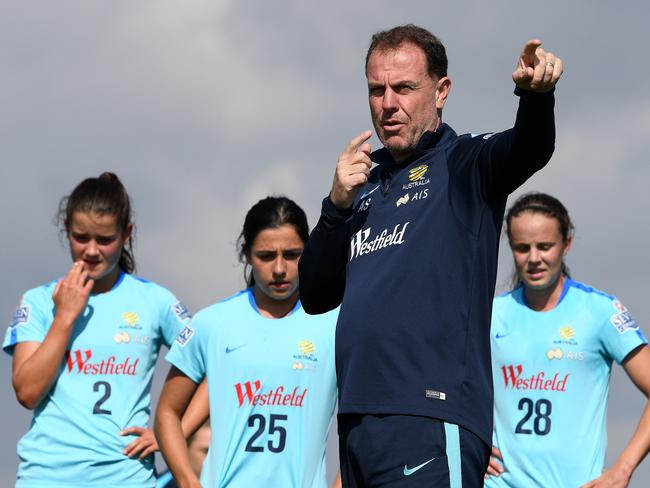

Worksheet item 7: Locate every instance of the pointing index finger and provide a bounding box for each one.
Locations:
[343,130,373,155]
[522,39,542,56]
[519,39,542,65]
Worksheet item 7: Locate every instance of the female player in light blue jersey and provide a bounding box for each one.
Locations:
[3,173,191,488]
[484,193,650,488]
[155,196,340,488]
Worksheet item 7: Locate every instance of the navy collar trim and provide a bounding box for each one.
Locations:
[371,123,456,167]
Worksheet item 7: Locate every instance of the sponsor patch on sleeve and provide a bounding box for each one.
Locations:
[173,301,192,321]
[612,299,627,313]
[175,324,195,347]
[10,304,30,328]
[610,311,639,334]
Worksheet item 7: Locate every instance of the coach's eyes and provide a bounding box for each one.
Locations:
[394,84,415,94]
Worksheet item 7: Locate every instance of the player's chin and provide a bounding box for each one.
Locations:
[88,262,122,286]
[269,284,298,301]
[87,266,108,282]
[523,278,552,291]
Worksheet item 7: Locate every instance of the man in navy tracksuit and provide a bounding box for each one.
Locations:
[298,25,563,487]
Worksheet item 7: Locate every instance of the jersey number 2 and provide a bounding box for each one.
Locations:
[245,414,287,453]
[515,397,551,435]
[93,381,112,415]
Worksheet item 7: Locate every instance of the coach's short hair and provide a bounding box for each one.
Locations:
[365,24,448,80]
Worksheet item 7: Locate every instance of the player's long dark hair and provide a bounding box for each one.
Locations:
[505,192,574,289]
[58,172,136,274]
[238,196,309,287]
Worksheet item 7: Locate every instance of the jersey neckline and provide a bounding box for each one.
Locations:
[519,276,573,311]
[245,287,302,320]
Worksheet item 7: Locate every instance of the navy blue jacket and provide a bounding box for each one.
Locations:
[299,89,555,446]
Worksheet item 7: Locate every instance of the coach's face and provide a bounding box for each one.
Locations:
[367,42,450,162]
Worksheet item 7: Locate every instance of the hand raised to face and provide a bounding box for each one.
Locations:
[52,261,94,326]
[330,130,373,209]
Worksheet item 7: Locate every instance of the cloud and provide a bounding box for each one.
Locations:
[1,1,649,485]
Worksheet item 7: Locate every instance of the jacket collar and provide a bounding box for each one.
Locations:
[371,123,456,167]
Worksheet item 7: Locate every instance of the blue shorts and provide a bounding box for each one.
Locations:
[338,414,489,487]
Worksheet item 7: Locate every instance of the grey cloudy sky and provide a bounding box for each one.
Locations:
[1,0,649,485]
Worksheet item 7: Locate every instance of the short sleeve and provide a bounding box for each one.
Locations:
[3,288,53,354]
[158,290,193,349]
[600,298,647,364]
[165,310,209,384]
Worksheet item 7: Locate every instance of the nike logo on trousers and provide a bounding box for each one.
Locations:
[403,458,436,476]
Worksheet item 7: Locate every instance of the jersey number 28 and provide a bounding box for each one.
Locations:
[515,397,552,435]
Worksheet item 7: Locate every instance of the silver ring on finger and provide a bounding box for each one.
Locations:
[546,62,554,68]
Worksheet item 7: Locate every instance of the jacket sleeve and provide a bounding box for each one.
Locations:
[299,196,352,314]
[475,88,556,200]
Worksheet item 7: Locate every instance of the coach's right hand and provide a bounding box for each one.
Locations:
[330,131,373,209]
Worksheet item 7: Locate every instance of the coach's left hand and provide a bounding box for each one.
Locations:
[121,426,159,459]
[513,40,563,92]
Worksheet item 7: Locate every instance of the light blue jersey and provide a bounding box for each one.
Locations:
[166,289,338,488]
[485,279,647,488]
[3,272,191,488]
